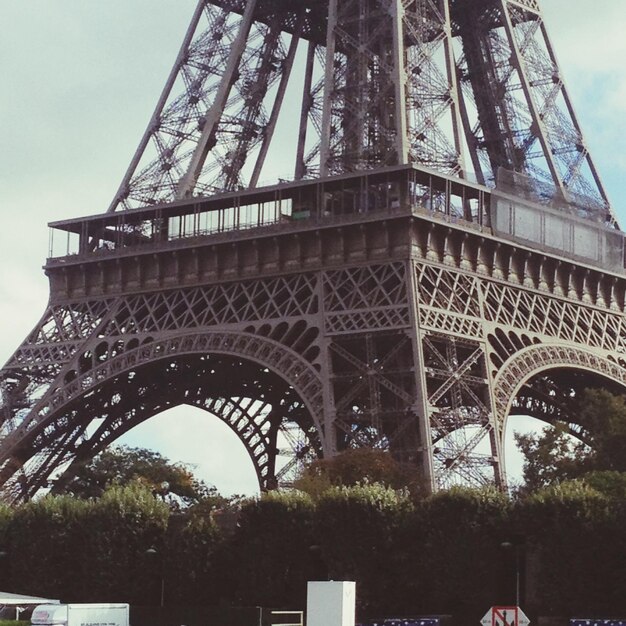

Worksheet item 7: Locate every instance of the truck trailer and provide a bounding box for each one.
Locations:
[31,604,129,626]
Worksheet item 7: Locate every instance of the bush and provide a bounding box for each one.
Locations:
[316,483,414,619]
[223,490,317,608]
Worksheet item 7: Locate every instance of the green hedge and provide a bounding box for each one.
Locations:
[3,482,626,621]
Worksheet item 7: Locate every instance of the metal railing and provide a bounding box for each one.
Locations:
[270,610,304,626]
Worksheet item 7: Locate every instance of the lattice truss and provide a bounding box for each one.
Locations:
[322,263,421,462]
[111,0,312,209]
[323,262,411,334]
[496,339,623,430]
[320,0,463,176]
[0,273,325,501]
[108,0,611,223]
[403,0,464,174]
[295,42,327,181]
[415,260,626,487]
[452,0,611,218]
[330,332,420,461]
[422,333,499,490]
[321,0,402,175]
[2,245,626,498]
[417,264,626,370]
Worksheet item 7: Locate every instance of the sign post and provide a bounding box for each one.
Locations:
[481,606,530,626]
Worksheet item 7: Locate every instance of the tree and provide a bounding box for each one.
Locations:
[57,445,216,507]
[576,388,626,472]
[86,482,170,603]
[516,388,626,492]
[224,490,317,608]
[582,470,626,499]
[515,421,590,491]
[5,495,91,600]
[315,483,415,617]
[293,448,425,498]
[411,487,511,620]
[516,480,620,616]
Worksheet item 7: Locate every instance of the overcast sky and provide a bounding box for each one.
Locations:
[0,1,624,496]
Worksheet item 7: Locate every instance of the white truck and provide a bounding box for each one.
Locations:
[31,604,129,626]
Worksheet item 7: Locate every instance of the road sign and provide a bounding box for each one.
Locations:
[481,606,530,626]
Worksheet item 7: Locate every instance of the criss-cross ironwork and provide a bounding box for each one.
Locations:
[0,0,623,501]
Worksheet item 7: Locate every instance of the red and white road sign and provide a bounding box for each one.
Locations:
[481,606,530,626]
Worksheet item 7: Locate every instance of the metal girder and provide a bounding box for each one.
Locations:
[452,0,613,222]
[421,332,502,489]
[175,0,261,196]
[0,337,325,502]
[109,1,308,209]
[0,0,623,500]
[3,191,626,497]
[108,0,613,226]
[294,42,324,180]
[403,0,465,175]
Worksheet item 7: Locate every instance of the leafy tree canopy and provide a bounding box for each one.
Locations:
[581,470,626,499]
[57,445,219,508]
[516,388,626,492]
[293,448,425,499]
[515,421,590,491]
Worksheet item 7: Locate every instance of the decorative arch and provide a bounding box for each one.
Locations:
[1,331,326,500]
[493,344,626,424]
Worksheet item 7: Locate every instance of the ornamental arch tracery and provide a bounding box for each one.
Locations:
[0,330,326,499]
[494,344,626,434]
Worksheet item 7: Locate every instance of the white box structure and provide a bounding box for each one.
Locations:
[306,581,356,626]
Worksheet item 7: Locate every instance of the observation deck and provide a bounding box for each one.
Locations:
[46,165,625,303]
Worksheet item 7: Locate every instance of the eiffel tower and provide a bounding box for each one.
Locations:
[1,0,624,501]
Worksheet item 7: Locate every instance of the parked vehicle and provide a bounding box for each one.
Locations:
[31,604,129,626]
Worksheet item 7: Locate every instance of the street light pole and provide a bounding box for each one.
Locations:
[501,540,521,606]
[514,545,520,607]
[145,547,165,607]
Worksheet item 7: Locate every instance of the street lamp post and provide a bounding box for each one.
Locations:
[0,550,7,601]
[145,547,165,607]
[500,540,522,606]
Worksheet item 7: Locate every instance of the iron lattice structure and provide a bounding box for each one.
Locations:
[0,0,624,501]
